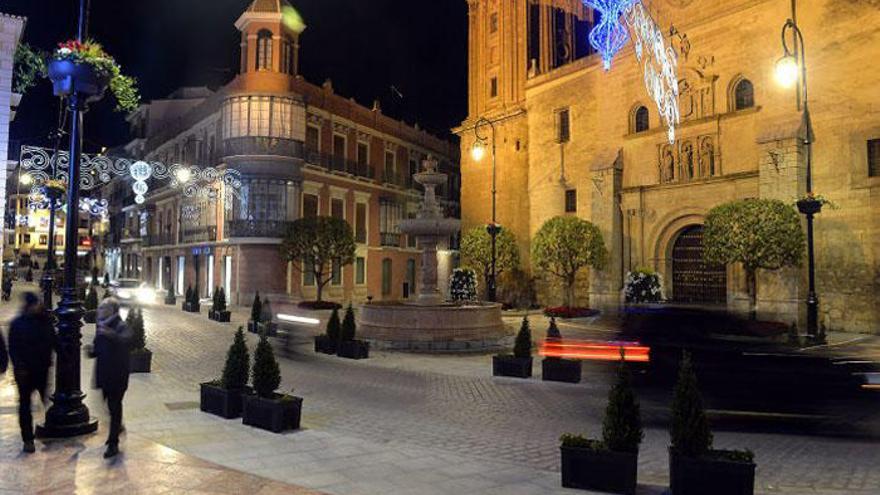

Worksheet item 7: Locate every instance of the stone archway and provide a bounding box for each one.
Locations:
[670,225,726,304]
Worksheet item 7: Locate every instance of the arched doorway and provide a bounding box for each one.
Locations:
[671,225,726,304]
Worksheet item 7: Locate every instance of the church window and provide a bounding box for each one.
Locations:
[634,106,649,133]
[565,189,577,213]
[256,30,273,71]
[734,79,754,110]
[280,36,295,75]
[490,77,498,98]
[869,139,880,177]
[557,108,571,143]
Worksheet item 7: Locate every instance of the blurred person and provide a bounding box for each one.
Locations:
[8,292,55,454]
[89,298,132,458]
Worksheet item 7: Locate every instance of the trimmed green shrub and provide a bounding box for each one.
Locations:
[546,317,561,339]
[251,292,262,324]
[513,317,532,359]
[326,307,341,341]
[252,335,281,399]
[341,304,356,341]
[216,287,227,313]
[602,355,643,453]
[220,327,250,390]
[449,268,478,302]
[84,284,99,312]
[130,308,146,351]
[670,352,712,457]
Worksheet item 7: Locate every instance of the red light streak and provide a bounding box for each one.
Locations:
[540,340,650,362]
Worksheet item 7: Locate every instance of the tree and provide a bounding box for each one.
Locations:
[513,317,532,359]
[280,217,356,303]
[602,354,643,453]
[670,352,712,457]
[460,226,521,299]
[546,317,561,340]
[531,216,607,307]
[341,304,357,342]
[221,327,250,390]
[252,335,281,399]
[703,198,804,320]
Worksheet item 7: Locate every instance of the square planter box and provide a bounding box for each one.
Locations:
[200,382,249,419]
[214,311,231,323]
[248,321,261,333]
[182,302,200,313]
[83,310,97,324]
[314,335,337,355]
[130,349,152,374]
[164,293,177,306]
[543,357,582,383]
[493,355,533,378]
[561,445,638,494]
[337,340,370,360]
[669,449,756,495]
[242,393,303,433]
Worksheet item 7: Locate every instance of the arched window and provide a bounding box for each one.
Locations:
[734,79,754,110]
[634,105,649,133]
[280,36,295,75]
[381,258,393,296]
[256,30,273,71]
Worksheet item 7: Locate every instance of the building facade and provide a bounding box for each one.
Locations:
[106,0,460,306]
[459,0,880,333]
[0,12,25,282]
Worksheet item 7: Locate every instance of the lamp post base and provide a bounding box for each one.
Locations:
[36,392,98,438]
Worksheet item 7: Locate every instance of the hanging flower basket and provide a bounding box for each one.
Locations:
[46,40,139,112]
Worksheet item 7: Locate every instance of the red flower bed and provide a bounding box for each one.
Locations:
[543,307,599,319]
[297,301,342,310]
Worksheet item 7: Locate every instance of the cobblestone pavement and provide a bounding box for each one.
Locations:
[2,285,880,494]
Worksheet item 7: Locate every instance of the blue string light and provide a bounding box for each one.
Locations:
[584,0,637,70]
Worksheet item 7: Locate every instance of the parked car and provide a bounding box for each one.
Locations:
[108,279,157,305]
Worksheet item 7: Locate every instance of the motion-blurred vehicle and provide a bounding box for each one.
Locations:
[108,279,157,305]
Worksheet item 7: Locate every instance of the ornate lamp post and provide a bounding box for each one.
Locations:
[37,0,99,437]
[470,117,499,302]
[775,16,821,341]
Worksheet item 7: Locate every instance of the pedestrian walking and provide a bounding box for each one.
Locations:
[0,326,8,375]
[7,292,55,454]
[89,298,132,458]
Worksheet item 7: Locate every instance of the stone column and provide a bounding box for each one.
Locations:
[588,151,624,311]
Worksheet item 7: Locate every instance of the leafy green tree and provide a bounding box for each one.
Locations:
[326,307,341,341]
[670,352,712,457]
[221,327,250,390]
[460,226,521,299]
[13,43,46,94]
[280,217,356,302]
[602,355,643,453]
[251,292,262,324]
[513,317,532,359]
[341,304,357,342]
[531,216,607,307]
[703,198,804,320]
[252,335,281,399]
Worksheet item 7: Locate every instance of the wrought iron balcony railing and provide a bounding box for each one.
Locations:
[179,225,217,244]
[304,147,375,180]
[225,219,295,239]
[380,232,402,247]
[145,232,176,247]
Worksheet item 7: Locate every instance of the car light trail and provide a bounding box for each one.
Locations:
[277,314,320,326]
[539,340,650,362]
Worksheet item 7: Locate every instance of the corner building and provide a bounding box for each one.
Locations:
[459,0,880,333]
[111,0,460,306]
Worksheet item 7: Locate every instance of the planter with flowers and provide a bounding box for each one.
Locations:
[795,193,833,216]
[47,40,139,111]
[624,268,663,306]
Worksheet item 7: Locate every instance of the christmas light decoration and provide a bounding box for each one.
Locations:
[583,0,637,70]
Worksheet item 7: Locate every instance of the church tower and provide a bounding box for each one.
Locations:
[234,0,305,92]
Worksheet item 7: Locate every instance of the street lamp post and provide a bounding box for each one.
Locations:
[775,17,821,341]
[471,117,499,302]
[37,0,99,438]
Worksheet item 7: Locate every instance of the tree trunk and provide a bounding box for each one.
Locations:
[315,271,324,302]
[565,274,576,308]
[745,267,757,321]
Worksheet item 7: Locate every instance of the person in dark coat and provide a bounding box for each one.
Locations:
[8,292,55,454]
[0,328,8,376]
[89,298,132,458]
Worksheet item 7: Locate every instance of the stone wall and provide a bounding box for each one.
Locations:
[0,14,24,286]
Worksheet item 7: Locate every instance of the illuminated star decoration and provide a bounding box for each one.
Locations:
[583,0,637,70]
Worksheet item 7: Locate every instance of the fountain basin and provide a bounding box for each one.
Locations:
[358,302,509,352]
[398,218,460,237]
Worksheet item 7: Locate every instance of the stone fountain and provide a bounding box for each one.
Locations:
[358,158,507,351]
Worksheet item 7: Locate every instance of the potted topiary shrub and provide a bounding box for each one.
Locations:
[182,285,200,313]
[248,292,262,333]
[242,334,303,433]
[103,273,110,288]
[669,353,756,495]
[337,304,369,359]
[128,308,152,373]
[214,287,231,323]
[201,327,250,419]
[208,288,219,320]
[542,317,581,383]
[315,307,340,355]
[560,353,642,494]
[25,267,33,282]
[83,284,99,324]
[493,317,533,378]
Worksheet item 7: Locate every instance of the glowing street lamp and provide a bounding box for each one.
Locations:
[470,140,487,163]
[471,117,499,302]
[774,54,799,89]
[175,167,193,184]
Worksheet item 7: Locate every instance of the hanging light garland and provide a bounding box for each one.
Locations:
[583,0,637,70]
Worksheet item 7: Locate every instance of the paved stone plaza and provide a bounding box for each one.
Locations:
[1,285,880,494]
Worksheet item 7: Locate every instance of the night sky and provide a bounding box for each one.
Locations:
[4,0,468,153]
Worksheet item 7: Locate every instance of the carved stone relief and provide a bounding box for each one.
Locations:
[658,134,719,184]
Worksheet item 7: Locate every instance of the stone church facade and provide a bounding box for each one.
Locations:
[458,0,880,334]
